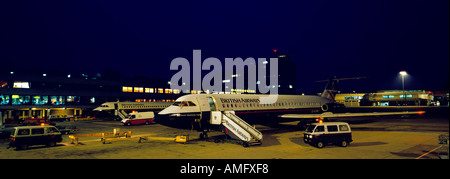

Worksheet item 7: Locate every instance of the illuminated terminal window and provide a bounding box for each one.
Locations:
[134,87,144,93]
[12,95,30,105]
[0,95,10,105]
[158,88,164,93]
[145,88,154,93]
[399,95,413,98]
[345,96,363,100]
[50,96,65,105]
[173,89,180,94]
[32,96,48,105]
[382,95,394,99]
[191,90,197,94]
[66,96,80,103]
[13,82,30,88]
[67,96,74,102]
[165,89,172,94]
[122,86,133,92]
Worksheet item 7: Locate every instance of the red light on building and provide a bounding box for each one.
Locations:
[273,49,277,53]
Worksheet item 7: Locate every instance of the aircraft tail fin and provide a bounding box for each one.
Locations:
[320,79,338,101]
[316,76,366,101]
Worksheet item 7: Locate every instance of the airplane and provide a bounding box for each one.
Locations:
[155,78,425,145]
[93,101,173,120]
[93,102,172,112]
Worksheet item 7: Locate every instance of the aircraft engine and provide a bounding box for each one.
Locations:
[321,103,345,113]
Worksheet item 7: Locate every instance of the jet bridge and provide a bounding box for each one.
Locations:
[210,111,262,147]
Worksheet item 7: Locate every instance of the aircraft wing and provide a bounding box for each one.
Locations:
[279,111,425,119]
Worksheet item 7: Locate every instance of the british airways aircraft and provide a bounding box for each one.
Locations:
[156,78,424,142]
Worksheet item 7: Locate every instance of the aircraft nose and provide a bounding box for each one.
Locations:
[158,108,170,115]
[154,113,194,130]
[154,107,173,124]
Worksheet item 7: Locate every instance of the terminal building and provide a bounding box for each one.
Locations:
[0,69,182,124]
[335,90,439,107]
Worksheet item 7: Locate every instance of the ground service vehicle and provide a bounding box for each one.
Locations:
[304,122,352,148]
[22,118,55,126]
[8,125,63,150]
[121,111,155,126]
[48,115,74,122]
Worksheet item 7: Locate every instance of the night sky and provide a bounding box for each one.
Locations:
[2,0,448,94]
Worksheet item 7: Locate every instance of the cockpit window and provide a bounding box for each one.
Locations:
[172,101,196,107]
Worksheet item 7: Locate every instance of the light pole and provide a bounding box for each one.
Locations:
[399,71,407,106]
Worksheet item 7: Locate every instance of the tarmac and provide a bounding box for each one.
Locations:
[0,114,448,159]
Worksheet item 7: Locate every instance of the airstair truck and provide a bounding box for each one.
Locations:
[210,111,263,147]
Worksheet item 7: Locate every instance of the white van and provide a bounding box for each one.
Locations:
[8,126,62,150]
[304,122,352,148]
[121,111,155,126]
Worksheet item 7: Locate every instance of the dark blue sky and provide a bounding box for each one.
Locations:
[1,0,448,94]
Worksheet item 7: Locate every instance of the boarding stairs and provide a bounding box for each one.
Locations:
[116,110,128,120]
[210,111,262,146]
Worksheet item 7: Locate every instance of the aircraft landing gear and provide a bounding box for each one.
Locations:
[199,131,209,139]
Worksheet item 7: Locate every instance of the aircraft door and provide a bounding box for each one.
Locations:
[206,97,221,127]
[114,103,119,116]
[206,97,217,111]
